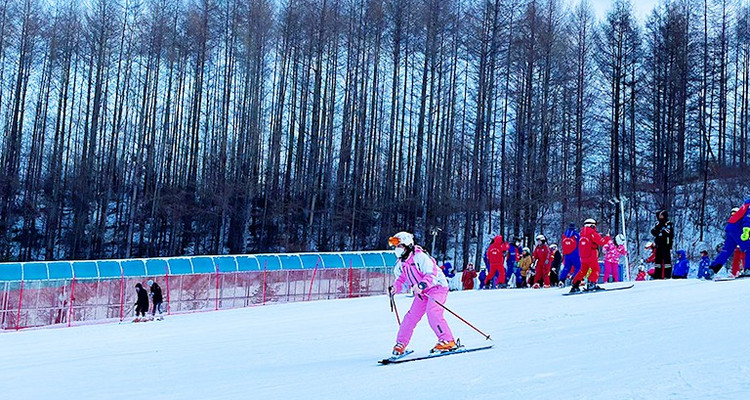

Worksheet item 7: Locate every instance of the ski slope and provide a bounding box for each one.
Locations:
[1,279,749,400]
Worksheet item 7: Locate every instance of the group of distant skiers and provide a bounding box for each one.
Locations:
[385,198,750,357]
[133,279,164,322]
[470,218,620,294]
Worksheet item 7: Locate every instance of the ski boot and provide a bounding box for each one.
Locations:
[569,282,581,294]
[585,281,602,291]
[431,340,458,353]
[392,343,406,356]
[532,283,540,289]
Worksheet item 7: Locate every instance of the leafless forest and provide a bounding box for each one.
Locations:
[1,0,749,265]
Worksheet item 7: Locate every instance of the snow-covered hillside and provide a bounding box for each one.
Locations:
[1,279,748,400]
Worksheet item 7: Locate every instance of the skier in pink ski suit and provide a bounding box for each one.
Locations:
[602,234,628,282]
[388,231,457,356]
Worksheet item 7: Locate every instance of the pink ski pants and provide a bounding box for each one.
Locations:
[396,287,454,346]
[603,261,620,282]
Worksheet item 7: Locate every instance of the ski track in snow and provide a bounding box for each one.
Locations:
[1,279,749,400]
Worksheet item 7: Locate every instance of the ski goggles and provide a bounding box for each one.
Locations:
[388,236,402,247]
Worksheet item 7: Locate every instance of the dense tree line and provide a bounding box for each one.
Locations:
[1,0,749,266]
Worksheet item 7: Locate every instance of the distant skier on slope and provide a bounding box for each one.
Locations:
[602,234,627,283]
[709,200,750,279]
[569,219,610,293]
[388,231,457,356]
[532,235,551,288]
[559,223,581,286]
[697,250,712,279]
[484,235,509,289]
[671,250,689,279]
[730,246,746,278]
[461,263,477,290]
[548,243,562,286]
[506,237,522,286]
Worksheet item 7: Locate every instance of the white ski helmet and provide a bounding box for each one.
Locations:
[614,234,625,246]
[388,231,414,248]
[535,234,546,242]
[731,207,740,215]
[583,218,596,226]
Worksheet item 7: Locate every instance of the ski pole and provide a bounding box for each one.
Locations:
[388,286,401,325]
[424,293,492,341]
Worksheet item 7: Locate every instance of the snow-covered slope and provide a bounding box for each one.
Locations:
[1,279,748,400]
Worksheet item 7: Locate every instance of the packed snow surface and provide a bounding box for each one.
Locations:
[1,279,749,400]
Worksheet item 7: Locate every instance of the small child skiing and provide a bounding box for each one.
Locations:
[672,250,689,279]
[635,266,647,281]
[602,234,628,282]
[461,263,477,290]
[697,250,712,279]
[518,248,532,288]
[478,266,488,289]
[148,279,164,320]
[388,231,457,356]
[134,283,150,322]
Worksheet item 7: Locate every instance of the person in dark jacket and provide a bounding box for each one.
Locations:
[148,279,164,320]
[549,243,562,286]
[134,283,149,322]
[651,210,674,279]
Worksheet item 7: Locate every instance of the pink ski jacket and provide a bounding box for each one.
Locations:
[603,241,627,264]
[392,246,449,294]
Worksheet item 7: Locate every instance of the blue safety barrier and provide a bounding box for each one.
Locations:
[0,251,396,282]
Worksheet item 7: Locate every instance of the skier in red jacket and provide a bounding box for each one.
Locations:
[570,219,610,293]
[484,235,509,288]
[533,235,551,288]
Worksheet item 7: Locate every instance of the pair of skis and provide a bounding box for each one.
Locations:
[714,274,750,282]
[378,344,494,365]
[562,283,634,296]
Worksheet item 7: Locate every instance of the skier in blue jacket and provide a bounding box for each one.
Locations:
[442,262,456,278]
[506,237,522,286]
[697,250,712,279]
[710,199,750,278]
[672,250,689,278]
[559,223,582,286]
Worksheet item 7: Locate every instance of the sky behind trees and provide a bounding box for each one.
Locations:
[591,0,657,19]
[1,0,749,267]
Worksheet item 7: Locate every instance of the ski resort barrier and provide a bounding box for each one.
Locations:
[0,251,396,330]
